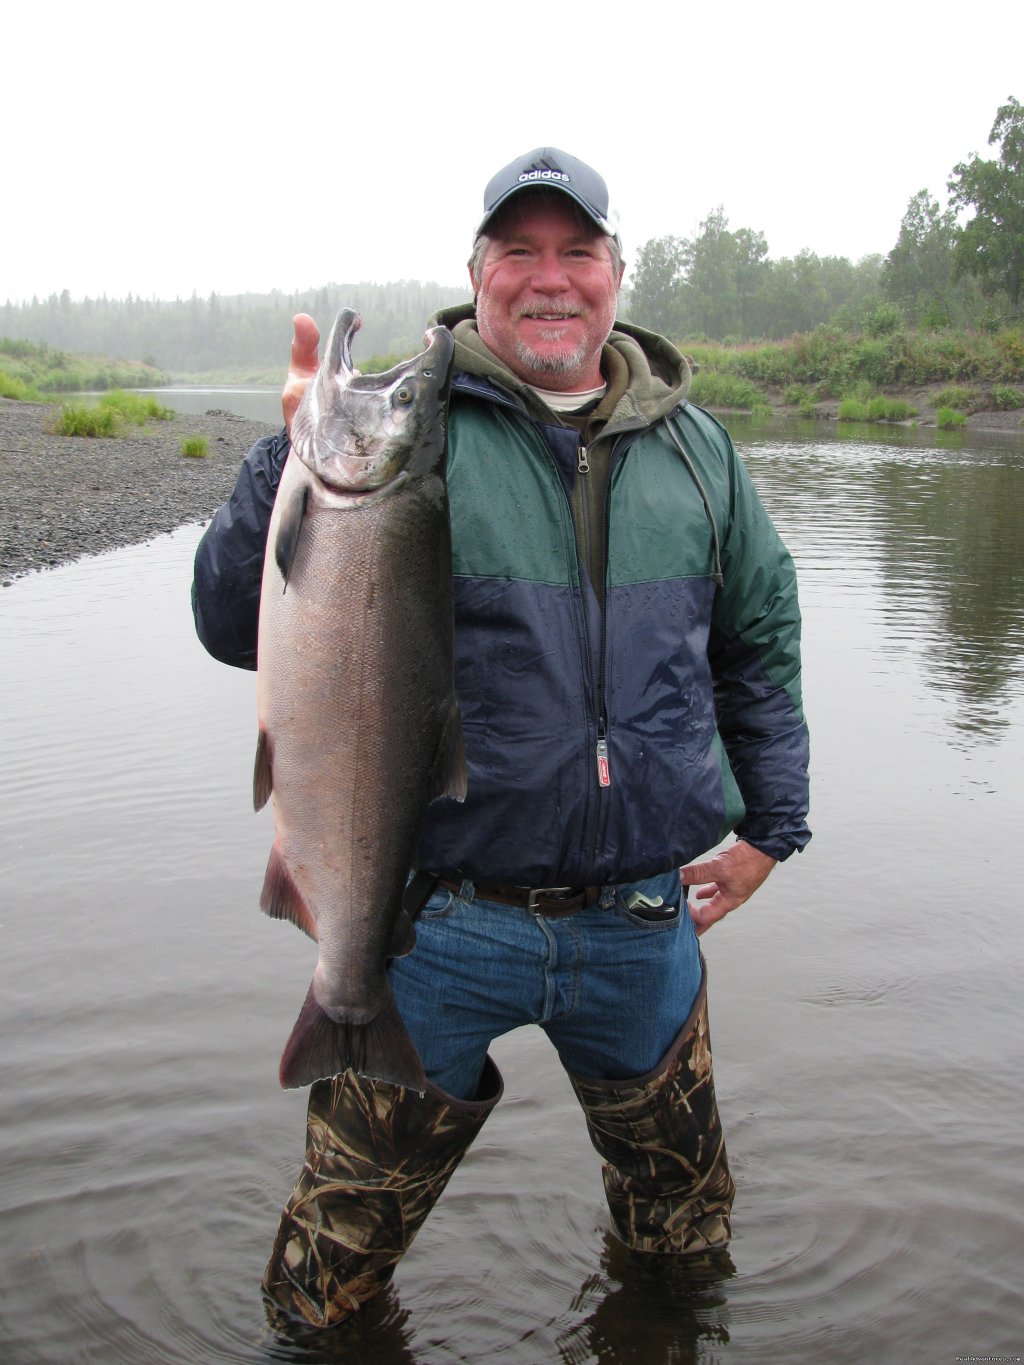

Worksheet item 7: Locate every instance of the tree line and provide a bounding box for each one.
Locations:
[628,96,1023,341]
[2,98,1020,369]
[0,280,470,375]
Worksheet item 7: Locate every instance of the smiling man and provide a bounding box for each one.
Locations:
[192,147,811,1329]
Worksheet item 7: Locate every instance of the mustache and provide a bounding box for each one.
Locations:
[512,301,584,320]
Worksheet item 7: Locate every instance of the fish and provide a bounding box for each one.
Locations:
[253,308,463,1093]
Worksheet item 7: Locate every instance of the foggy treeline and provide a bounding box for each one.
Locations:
[0,281,471,374]
[4,91,1021,374]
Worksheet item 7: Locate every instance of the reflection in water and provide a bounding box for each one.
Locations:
[1,422,1022,1362]
[556,1236,734,1364]
[734,421,1024,743]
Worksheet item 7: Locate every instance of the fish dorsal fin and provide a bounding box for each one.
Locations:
[274,483,308,589]
[429,696,467,803]
[253,728,273,811]
[260,843,318,941]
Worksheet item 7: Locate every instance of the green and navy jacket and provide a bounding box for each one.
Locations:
[192,311,810,886]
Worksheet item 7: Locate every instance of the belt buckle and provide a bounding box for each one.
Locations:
[526,885,574,914]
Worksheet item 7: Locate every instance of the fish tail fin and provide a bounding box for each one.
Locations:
[278,982,427,1095]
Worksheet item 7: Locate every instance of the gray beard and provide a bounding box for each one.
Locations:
[513,336,590,378]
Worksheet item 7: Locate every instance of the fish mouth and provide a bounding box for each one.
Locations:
[310,466,410,507]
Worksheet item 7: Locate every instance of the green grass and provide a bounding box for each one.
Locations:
[689,370,769,413]
[181,435,209,458]
[936,407,967,429]
[934,385,977,410]
[0,338,169,392]
[0,369,44,401]
[98,389,174,424]
[48,403,124,437]
[678,324,1024,397]
[45,389,175,438]
[838,395,917,423]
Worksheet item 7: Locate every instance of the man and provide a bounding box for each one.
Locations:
[192,147,810,1328]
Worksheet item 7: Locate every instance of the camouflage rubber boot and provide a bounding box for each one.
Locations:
[262,1057,502,1327]
[569,966,735,1254]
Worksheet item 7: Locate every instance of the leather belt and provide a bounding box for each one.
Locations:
[437,878,601,918]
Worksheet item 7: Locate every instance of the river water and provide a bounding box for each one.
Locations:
[1,411,1022,1363]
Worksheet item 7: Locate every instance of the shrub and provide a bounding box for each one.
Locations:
[181,435,209,458]
[991,385,1023,411]
[934,385,977,410]
[936,407,967,429]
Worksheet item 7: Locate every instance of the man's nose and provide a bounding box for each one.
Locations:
[530,251,571,292]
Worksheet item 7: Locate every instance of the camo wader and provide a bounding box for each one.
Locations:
[263,1056,502,1327]
[569,964,735,1253]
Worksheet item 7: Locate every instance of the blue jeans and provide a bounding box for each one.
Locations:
[388,871,701,1100]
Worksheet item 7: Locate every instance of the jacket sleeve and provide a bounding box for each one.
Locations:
[191,429,290,669]
[707,427,811,861]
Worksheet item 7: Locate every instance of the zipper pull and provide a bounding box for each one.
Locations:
[596,736,611,788]
[577,444,590,474]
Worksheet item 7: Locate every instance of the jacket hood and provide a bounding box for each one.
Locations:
[429,302,692,429]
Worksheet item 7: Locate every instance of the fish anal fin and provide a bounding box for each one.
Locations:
[429,696,467,803]
[253,728,273,811]
[278,983,427,1094]
[260,844,317,941]
[275,483,309,589]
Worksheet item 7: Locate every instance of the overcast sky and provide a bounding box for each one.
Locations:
[5,0,1021,308]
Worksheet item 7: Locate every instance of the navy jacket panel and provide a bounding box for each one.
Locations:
[191,429,288,669]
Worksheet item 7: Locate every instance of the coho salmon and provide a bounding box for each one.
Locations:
[254,309,462,1093]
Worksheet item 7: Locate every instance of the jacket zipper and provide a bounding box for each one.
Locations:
[457,378,635,874]
[576,442,610,799]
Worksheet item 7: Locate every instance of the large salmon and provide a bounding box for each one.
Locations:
[254,309,462,1093]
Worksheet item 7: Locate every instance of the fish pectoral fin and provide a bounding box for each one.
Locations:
[429,696,467,803]
[253,728,273,811]
[274,483,309,589]
[260,844,318,940]
[278,983,427,1094]
[388,908,417,960]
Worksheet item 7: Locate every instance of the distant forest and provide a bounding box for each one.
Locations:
[3,97,1020,372]
[0,281,471,375]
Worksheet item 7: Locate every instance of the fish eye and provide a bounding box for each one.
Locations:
[394,387,414,405]
[422,369,433,378]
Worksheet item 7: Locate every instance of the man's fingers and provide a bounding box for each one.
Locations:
[679,859,720,887]
[290,313,320,377]
[283,314,321,435]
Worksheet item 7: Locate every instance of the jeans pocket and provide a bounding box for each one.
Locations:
[613,888,682,930]
[419,887,458,921]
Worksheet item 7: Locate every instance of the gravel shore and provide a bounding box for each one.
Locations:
[0,399,275,585]
[3,389,1020,587]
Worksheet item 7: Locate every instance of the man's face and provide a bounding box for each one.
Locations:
[470,196,622,392]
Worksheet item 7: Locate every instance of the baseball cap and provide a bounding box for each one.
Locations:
[477,147,615,236]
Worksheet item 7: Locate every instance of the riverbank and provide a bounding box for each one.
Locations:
[0,399,275,584]
[3,386,1021,585]
[760,381,1024,432]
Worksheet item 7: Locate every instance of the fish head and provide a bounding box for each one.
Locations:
[291,310,455,496]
